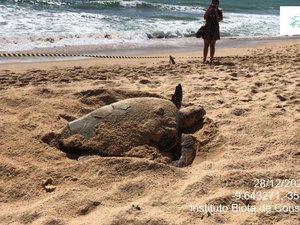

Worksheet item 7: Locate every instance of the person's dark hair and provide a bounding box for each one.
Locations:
[212,0,219,5]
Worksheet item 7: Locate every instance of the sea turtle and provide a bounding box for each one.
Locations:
[55,84,206,167]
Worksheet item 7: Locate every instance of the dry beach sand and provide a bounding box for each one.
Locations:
[0,39,300,224]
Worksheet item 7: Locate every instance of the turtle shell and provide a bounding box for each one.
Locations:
[60,97,180,157]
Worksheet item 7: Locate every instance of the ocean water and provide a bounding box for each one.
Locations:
[0,0,299,52]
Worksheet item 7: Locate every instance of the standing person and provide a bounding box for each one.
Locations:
[203,0,223,63]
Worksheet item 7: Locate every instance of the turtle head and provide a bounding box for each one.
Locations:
[179,105,206,130]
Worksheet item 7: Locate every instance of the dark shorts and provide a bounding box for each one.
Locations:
[202,24,220,40]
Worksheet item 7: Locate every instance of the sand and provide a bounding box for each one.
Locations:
[0,39,299,225]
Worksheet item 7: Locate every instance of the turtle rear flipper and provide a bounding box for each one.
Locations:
[171,134,196,167]
[171,84,182,109]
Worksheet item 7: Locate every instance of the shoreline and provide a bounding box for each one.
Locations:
[0,36,299,63]
[0,37,299,73]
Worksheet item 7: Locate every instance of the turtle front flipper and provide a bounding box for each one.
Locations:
[171,134,196,167]
[171,84,182,109]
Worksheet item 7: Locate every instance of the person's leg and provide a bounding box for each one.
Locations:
[209,40,216,62]
[203,39,210,63]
